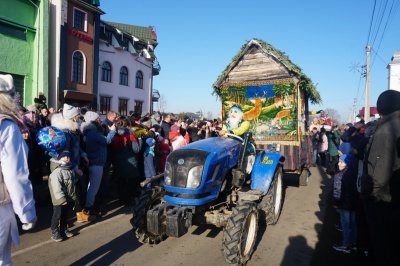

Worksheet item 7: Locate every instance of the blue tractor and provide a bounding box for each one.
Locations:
[130,132,284,265]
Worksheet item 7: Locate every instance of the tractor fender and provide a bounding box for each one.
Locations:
[250,151,283,194]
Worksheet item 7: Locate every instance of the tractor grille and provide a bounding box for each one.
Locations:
[166,149,209,188]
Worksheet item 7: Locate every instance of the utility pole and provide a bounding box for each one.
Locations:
[353,98,357,123]
[364,46,371,122]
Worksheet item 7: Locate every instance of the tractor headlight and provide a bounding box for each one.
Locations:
[165,163,172,186]
[187,165,203,188]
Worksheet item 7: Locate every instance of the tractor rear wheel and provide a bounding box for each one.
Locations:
[130,186,165,244]
[222,202,258,265]
[258,167,283,225]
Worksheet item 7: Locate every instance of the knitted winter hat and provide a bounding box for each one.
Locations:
[63,103,80,120]
[0,74,15,93]
[376,90,400,115]
[146,138,155,147]
[57,150,70,160]
[339,154,354,167]
[84,111,100,123]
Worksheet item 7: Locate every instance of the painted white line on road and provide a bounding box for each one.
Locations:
[12,207,128,257]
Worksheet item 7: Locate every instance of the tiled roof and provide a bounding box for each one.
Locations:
[102,21,157,46]
[100,21,157,59]
[359,107,378,116]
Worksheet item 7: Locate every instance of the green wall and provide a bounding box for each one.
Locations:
[0,0,48,106]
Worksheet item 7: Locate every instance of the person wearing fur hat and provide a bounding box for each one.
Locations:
[48,150,77,242]
[111,118,143,205]
[332,154,357,254]
[51,103,91,223]
[80,111,116,216]
[361,89,400,265]
[0,74,36,265]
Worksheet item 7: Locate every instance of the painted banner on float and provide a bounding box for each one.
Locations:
[221,80,298,144]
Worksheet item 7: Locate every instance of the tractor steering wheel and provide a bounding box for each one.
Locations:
[225,133,244,143]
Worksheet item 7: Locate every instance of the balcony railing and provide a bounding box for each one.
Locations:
[152,89,160,102]
[152,61,161,76]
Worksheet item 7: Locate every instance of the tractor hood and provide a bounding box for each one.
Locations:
[164,137,241,206]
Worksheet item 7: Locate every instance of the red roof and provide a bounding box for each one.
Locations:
[359,107,378,116]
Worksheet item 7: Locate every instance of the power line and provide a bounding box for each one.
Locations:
[371,0,389,48]
[371,0,400,66]
[366,0,377,46]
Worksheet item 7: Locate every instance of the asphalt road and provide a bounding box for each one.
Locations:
[11,166,371,266]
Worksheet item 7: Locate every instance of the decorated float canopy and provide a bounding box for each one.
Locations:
[212,38,321,146]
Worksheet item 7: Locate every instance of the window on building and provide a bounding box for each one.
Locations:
[105,30,112,44]
[101,61,112,82]
[119,98,128,116]
[135,71,143,89]
[134,100,143,115]
[100,96,111,115]
[73,8,87,32]
[0,22,26,40]
[123,36,130,49]
[72,51,84,83]
[120,66,128,86]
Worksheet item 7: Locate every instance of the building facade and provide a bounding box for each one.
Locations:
[0,0,49,107]
[388,50,400,91]
[49,0,104,109]
[1,0,160,112]
[98,21,160,116]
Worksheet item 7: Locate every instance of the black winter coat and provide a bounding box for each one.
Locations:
[361,110,400,203]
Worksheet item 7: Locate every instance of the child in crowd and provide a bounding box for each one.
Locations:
[332,154,357,253]
[48,150,76,242]
[144,138,157,187]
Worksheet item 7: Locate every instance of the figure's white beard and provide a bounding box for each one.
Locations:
[228,115,242,129]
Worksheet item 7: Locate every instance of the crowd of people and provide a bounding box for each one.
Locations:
[1,74,232,264]
[2,71,400,265]
[309,89,400,265]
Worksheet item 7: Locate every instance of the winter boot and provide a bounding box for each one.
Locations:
[76,211,96,223]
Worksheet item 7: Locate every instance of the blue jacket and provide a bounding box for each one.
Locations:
[82,123,116,167]
[144,149,156,178]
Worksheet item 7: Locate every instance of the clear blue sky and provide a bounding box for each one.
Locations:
[100,1,400,123]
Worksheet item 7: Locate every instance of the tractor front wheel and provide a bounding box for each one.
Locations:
[258,167,283,225]
[130,186,165,245]
[223,202,258,265]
